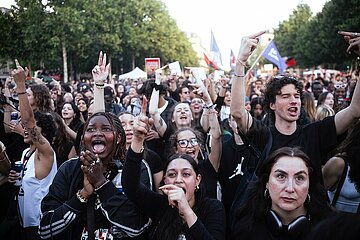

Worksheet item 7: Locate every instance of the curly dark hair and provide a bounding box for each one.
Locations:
[335,120,360,192]
[232,147,331,236]
[80,112,126,164]
[263,76,303,122]
[152,153,205,240]
[34,111,56,144]
[29,84,53,112]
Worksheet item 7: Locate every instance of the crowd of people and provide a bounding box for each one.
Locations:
[0,31,360,239]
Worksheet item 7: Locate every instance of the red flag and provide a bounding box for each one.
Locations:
[285,57,296,68]
[204,52,219,70]
[230,49,236,70]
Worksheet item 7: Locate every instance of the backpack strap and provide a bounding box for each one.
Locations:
[331,159,348,207]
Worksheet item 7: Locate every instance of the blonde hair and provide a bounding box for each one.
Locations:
[316,105,335,121]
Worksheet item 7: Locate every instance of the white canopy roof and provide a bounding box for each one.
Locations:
[118,67,147,80]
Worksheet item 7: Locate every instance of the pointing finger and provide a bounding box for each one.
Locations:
[248,30,267,39]
[15,59,20,68]
[141,96,148,116]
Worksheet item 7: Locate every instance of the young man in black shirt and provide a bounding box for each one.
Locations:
[231,30,360,182]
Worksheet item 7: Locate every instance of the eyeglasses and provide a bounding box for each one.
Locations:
[191,99,202,104]
[177,138,199,148]
[334,83,347,89]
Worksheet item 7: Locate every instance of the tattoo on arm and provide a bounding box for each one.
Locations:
[159,118,164,127]
[28,126,45,145]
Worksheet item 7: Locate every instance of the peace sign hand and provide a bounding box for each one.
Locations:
[92,51,110,85]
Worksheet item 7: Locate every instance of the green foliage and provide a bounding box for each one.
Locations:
[273,0,360,69]
[0,0,198,76]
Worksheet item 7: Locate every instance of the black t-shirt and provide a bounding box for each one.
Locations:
[249,116,340,181]
[218,134,253,216]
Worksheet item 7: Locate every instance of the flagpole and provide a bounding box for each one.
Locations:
[245,40,272,78]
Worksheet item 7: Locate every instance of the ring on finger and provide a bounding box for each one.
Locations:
[95,157,100,164]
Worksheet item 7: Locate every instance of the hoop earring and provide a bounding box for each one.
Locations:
[264,188,270,199]
[306,193,311,204]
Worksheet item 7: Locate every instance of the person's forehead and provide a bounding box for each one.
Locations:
[167,158,193,170]
[88,115,110,125]
[177,130,196,139]
[175,103,190,109]
[272,156,308,173]
[119,113,134,121]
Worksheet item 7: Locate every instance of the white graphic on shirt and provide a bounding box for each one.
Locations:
[229,157,244,179]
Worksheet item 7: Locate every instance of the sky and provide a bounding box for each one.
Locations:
[1,0,328,69]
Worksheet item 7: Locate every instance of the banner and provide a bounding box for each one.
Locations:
[261,41,287,74]
[145,58,161,75]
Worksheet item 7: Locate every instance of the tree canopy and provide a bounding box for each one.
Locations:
[0,0,199,79]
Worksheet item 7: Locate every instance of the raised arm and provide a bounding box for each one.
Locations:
[149,73,167,137]
[12,60,54,179]
[92,51,110,113]
[208,109,222,172]
[230,31,266,134]
[334,32,360,134]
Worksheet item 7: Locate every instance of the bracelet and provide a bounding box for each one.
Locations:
[95,179,110,191]
[17,92,27,95]
[237,60,247,67]
[76,190,88,203]
[95,83,105,89]
[203,103,216,109]
[234,73,245,78]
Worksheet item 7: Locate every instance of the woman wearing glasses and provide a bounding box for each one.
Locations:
[168,106,222,199]
[122,99,226,240]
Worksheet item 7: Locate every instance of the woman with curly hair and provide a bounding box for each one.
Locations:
[8,61,57,240]
[27,83,53,112]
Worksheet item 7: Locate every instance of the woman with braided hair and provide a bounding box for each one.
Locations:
[39,52,151,240]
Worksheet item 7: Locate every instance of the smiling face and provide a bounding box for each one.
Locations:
[172,103,192,128]
[267,156,309,218]
[270,84,301,123]
[164,158,201,206]
[119,113,134,147]
[175,130,200,160]
[61,103,75,120]
[82,115,118,160]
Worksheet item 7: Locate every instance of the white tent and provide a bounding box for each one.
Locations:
[118,67,147,80]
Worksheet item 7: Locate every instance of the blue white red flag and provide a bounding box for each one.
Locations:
[210,30,222,67]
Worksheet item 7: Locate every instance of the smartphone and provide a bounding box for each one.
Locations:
[10,111,19,124]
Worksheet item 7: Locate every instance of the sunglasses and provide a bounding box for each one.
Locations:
[177,138,199,148]
[334,83,347,89]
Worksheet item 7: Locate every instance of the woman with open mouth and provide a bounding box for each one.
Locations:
[122,99,226,240]
[39,52,151,240]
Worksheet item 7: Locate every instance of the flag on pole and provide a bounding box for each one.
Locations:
[210,30,222,68]
[230,49,236,70]
[261,40,287,74]
[204,52,219,70]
